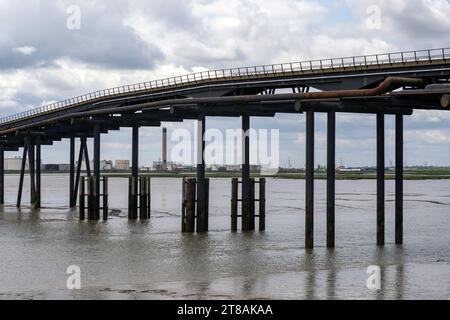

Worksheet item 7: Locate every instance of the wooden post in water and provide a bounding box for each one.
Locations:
[140,177,150,220]
[79,176,85,220]
[181,178,187,232]
[231,178,238,231]
[305,111,315,249]
[103,177,108,221]
[184,179,196,233]
[250,178,256,230]
[87,177,94,220]
[377,113,385,246]
[128,176,138,220]
[259,178,266,232]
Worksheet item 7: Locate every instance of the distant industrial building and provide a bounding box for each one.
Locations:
[336,166,364,173]
[115,160,130,171]
[5,157,28,171]
[153,161,181,171]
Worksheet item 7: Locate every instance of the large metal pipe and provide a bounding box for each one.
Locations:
[0,77,425,136]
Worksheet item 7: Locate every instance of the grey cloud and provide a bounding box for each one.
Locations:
[0,0,164,70]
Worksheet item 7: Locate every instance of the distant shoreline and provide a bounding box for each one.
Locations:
[5,170,450,180]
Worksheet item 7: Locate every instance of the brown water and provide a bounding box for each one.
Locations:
[0,175,449,300]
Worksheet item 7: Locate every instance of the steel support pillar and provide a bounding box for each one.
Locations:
[377,113,385,246]
[82,137,91,177]
[130,125,139,220]
[36,137,41,209]
[196,116,208,232]
[305,111,315,249]
[395,114,404,245]
[27,137,37,209]
[92,124,101,220]
[73,139,84,208]
[17,145,27,208]
[69,137,76,208]
[327,111,336,248]
[0,146,4,205]
[242,115,252,231]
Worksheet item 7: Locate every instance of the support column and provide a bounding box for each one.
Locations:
[305,111,315,249]
[69,137,76,208]
[0,146,4,205]
[82,137,91,177]
[395,114,404,245]
[197,116,208,232]
[129,125,139,220]
[27,137,36,208]
[73,138,84,208]
[36,137,41,209]
[377,113,385,246]
[17,145,27,208]
[242,115,252,231]
[327,111,336,248]
[92,124,101,220]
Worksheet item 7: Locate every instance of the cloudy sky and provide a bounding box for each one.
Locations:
[1,0,450,167]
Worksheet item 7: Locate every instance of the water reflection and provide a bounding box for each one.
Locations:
[0,176,449,299]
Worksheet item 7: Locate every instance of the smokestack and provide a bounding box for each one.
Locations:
[162,127,167,171]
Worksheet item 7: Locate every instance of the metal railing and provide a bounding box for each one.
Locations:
[1,47,449,126]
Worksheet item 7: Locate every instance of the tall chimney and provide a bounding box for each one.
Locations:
[162,127,167,171]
